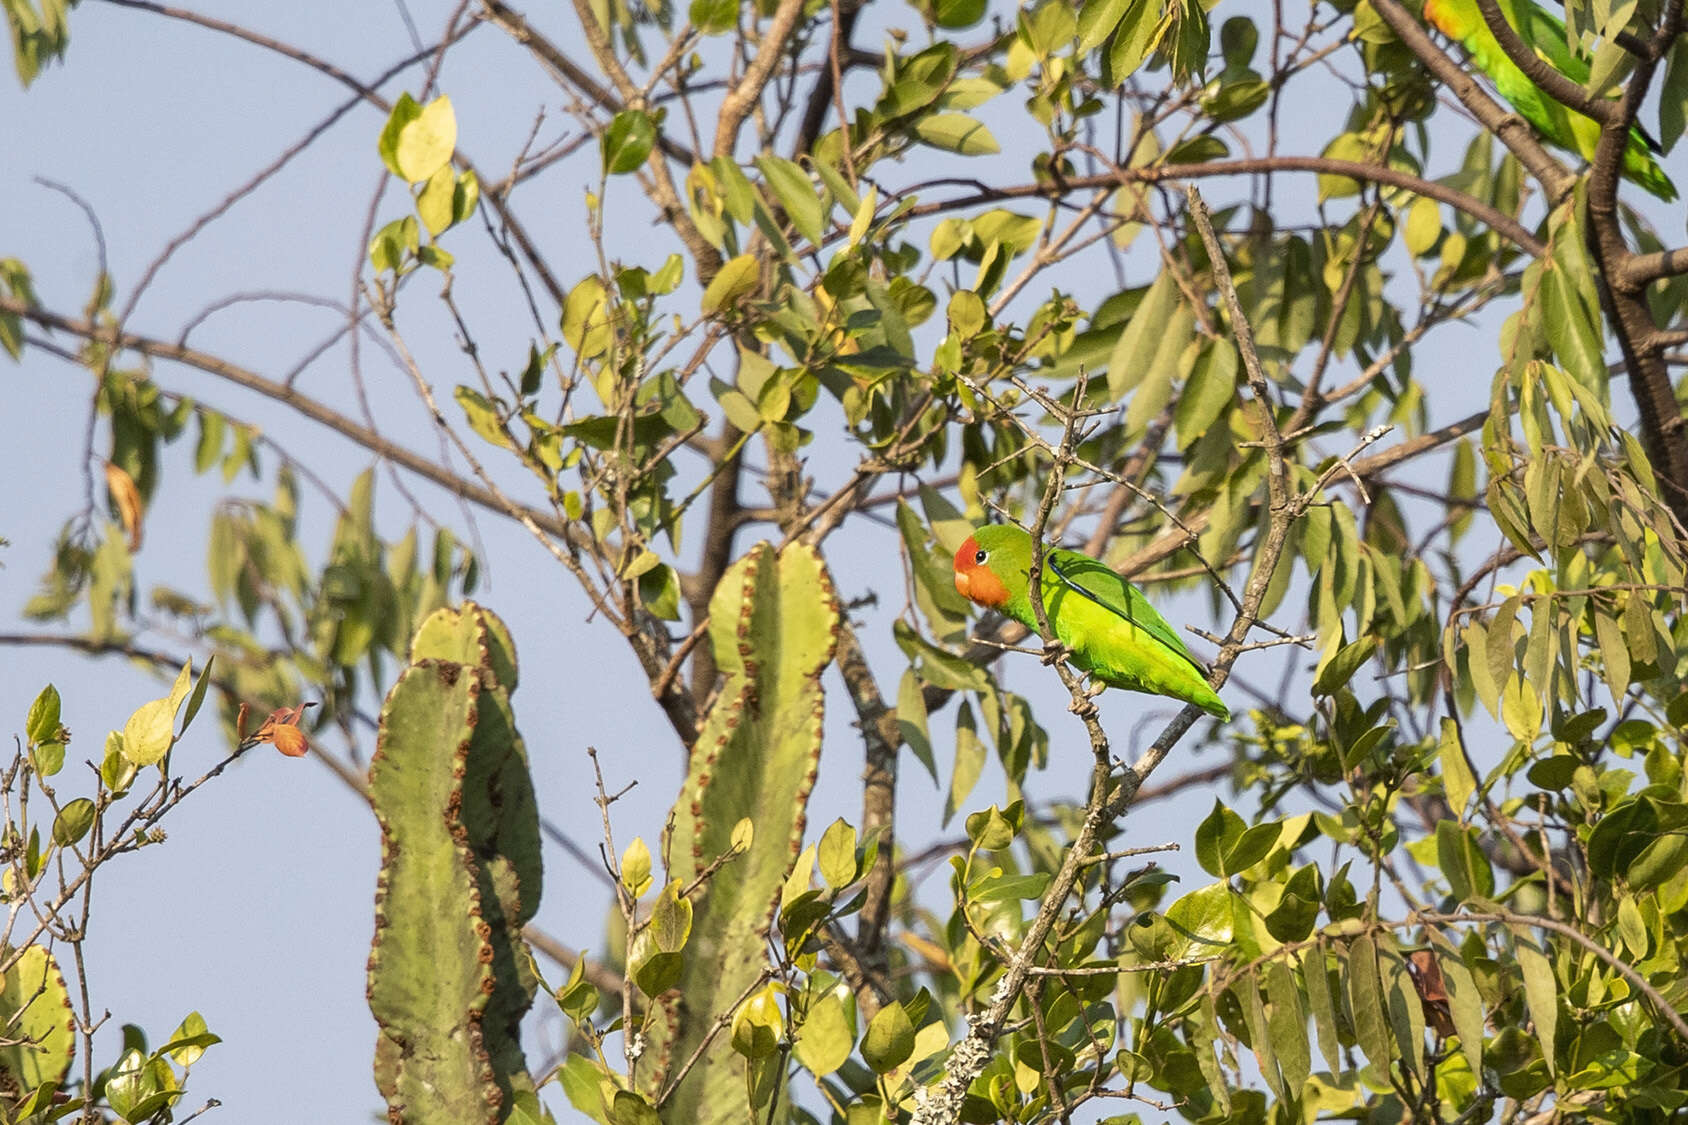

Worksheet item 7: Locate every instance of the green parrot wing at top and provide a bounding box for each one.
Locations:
[953,524,1228,719]
[1422,0,1677,200]
[1038,546,1230,719]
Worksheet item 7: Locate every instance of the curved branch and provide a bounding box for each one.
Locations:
[1584,0,1688,532]
[501,0,720,280]
[1471,0,1613,123]
[898,158,1547,256]
[1367,0,1577,204]
[1417,909,1688,1044]
[4,293,571,536]
[478,0,698,169]
[714,0,807,157]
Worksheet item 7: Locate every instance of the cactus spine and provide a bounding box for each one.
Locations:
[367,603,543,1125]
[644,542,840,1120]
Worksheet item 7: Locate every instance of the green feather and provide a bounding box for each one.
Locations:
[971,524,1229,719]
[1423,0,1676,200]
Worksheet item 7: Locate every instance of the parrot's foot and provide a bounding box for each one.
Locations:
[1069,694,1099,721]
[1083,678,1106,698]
[1039,640,1071,667]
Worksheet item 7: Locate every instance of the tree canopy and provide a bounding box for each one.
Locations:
[3,0,1688,1121]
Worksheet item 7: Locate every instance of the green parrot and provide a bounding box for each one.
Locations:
[952,524,1229,719]
[1422,0,1677,200]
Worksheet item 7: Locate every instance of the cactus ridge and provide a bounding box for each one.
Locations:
[645,543,840,1120]
[367,603,542,1125]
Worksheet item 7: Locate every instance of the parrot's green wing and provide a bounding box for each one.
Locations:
[1039,546,1228,718]
[1424,0,1677,199]
[1043,548,1206,673]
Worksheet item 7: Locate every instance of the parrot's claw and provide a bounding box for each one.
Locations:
[1069,695,1099,721]
[1084,679,1107,699]
[1039,640,1071,667]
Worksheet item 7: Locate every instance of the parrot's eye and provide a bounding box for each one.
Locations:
[973,549,987,565]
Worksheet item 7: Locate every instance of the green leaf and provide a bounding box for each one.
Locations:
[452,170,479,226]
[1594,609,1631,700]
[1193,801,1237,878]
[1265,959,1309,1091]
[794,989,853,1076]
[51,797,95,847]
[1162,881,1235,958]
[194,410,225,474]
[1227,822,1281,876]
[620,837,653,898]
[1346,935,1392,1070]
[416,165,456,236]
[102,731,137,795]
[121,696,178,766]
[377,92,422,178]
[912,114,1000,155]
[934,0,986,28]
[894,620,989,692]
[755,156,825,247]
[1403,195,1441,255]
[896,669,938,784]
[1194,801,1277,877]
[166,658,194,714]
[1511,929,1558,1074]
[1241,971,1284,1101]
[32,740,64,777]
[701,253,760,315]
[610,1090,662,1125]
[1439,951,1484,1077]
[1106,0,1159,80]
[633,950,684,997]
[561,275,613,360]
[817,818,858,889]
[26,683,60,745]
[1106,271,1182,401]
[1317,132,1374,201]
[1304,947,1342,1074]
[1078,0,1134,54]
[455,386,513,450]
[1382,945,1424,1075]
[394,95,457,183]
[944,701,986,825]
[689,0,737,32]
[650,880,692,954]
[1660,34,1688,153]
[1314,635,1376,696]
[164,1011,219,1068]
[1437,717,1475,820]
[603,109,655,175]
[861,1000,914,1074]
[1174,339,1236,449]
[1436,820,1494,903]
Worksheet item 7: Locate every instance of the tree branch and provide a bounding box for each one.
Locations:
[1368,0,1577,204]
[1471,0,1614,123]
[713,0,807,157]
[898,157,1547,256]
[1583,0,1688,533]
[1621,244,1688,287]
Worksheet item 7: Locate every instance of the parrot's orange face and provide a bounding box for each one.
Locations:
[953,536,1009,608]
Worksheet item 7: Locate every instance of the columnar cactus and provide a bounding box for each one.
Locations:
[366,603,543,1125]
[644,542,840,1120]
[0,945,74,1101]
